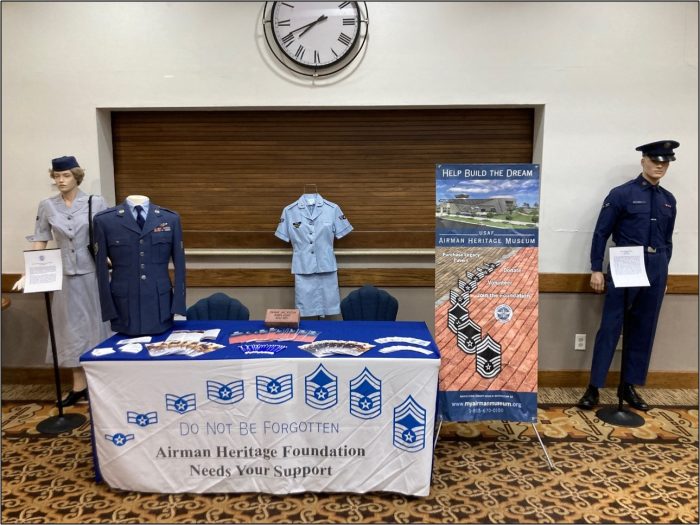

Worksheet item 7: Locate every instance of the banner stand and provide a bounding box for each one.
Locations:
[35,291,86,435]
[433,163,554,470]
[531,424,554,470]
[433,415,555,470]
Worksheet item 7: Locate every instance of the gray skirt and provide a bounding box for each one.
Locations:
[46,272,113,367]
[294,272,341,317]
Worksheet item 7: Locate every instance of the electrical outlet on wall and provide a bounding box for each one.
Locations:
[574,333,586,351]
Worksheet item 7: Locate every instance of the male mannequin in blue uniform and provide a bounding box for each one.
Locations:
[577,140,679,411]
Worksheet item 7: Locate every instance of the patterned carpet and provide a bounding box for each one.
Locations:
[2,387,698,524]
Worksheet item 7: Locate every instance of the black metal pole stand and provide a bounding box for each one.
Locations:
[36,291,86,434]
[596,398,644,427]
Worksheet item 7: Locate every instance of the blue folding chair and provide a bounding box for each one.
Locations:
[186,293,250,321]
[340,285,399,321]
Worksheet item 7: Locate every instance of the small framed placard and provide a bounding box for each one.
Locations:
[264,308,300,328]
[23,248,63,293]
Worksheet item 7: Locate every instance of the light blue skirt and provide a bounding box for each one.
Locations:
[294,272,341,317]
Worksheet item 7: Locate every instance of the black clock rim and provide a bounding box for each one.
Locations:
[270,1,361,70]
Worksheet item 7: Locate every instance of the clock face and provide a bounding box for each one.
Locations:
[271,2,360,69]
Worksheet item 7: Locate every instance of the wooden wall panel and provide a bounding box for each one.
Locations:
[112,108,534,249]
[2,272,697,293]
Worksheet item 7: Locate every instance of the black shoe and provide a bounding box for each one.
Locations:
[576,385,599,410]
[618,383,649,411]
[59,388,88,407]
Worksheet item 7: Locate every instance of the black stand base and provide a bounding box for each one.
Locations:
[596,406,645,427]
[36,413,86,434]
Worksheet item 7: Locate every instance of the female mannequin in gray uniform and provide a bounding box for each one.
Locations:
[14,156,113,406]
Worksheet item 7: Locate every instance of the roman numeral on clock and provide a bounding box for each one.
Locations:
[277,19,291,27]
[295,45,305,60]
[281,33,295,46]
[314,50,320,64]
[343,18,356,25]
[338,32,352,46]
[338,2,350,8]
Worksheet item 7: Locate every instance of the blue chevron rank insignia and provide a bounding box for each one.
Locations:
[476,335,502,379]
[393,395,426,452]
[349,367,382,419]
[256,374,293,404]
[126,411,158,427]
[105,432,134,446]
[165,393,197,414]
[206,379,244,405]
[305,364,337,410]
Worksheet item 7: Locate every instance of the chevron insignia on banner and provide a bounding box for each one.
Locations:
[457,279,470,292]
[256,374,293,404]
[476,335,502,378]
[127,411,158,427]
[349,367,382,419]
[105,432,134,446]
[305,364,338,410]
[206,379,244,405]
[456,318,482,354]
[165,393,197,414]
[393,395,426,452]
[448,303,469,333]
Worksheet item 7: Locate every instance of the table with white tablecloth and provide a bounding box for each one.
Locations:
[81,320,440,496]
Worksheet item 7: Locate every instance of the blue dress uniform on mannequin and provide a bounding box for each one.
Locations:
[93,198,186,335]
[275,194,352,316]
[578,140,679,411]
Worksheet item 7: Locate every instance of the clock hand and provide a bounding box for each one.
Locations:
[288,14,327,37]
[299,14,328,37]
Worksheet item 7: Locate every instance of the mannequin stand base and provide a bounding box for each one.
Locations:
[596,406,645,427]
[36,413,86,434]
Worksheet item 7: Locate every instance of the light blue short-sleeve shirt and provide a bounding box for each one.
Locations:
[275,194,352,275]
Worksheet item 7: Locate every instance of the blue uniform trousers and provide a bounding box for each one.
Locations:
[590,250,668,387]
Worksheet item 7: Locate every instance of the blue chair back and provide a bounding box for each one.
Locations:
[340,285,398,321]
[186,293,250,321]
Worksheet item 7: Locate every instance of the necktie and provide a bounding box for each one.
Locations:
[135,205,145,230]
[648,186,657,249]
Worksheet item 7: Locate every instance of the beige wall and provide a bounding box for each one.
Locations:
[2,2,698,274]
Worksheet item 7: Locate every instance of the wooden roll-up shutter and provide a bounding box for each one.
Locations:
[112,108,534,249]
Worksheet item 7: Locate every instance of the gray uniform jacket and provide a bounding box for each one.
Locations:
[93,201,186,335]
[27,190,108,274]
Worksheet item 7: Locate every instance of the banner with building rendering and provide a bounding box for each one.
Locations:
[435,164,539,422]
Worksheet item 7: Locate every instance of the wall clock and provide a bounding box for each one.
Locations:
[263,2,369,77]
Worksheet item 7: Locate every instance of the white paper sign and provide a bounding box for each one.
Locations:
[23,249,62,293]
[92,347,116,357]
[117,336,152,345]
[609,246,650,288]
